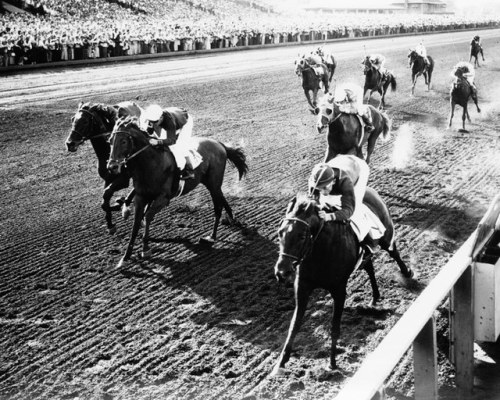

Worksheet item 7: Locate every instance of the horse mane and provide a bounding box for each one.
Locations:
[78,102,117,127]
[115,115,142,131]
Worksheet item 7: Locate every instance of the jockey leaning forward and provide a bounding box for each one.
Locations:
[143,104,201,180]
[451,61,478,100]
[308,155,385,255]
[333,82,374,132]
[471,35,482,50]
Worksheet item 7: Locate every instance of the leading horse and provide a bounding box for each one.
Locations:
[107,117,248,268]
[65,101,144,234]
[294,54,330,112]
[448,76,481,131]
[469,40,485,68]
[272,191,415,374]
[408,50,434,95]
[315,93,391,164]
[361,56,397,110]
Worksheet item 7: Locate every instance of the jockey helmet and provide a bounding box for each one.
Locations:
[308,163,336,192]
[474,35,479,40]
[144,104,163,122]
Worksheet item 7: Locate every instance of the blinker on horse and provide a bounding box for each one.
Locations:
[64,101,143,234]
[272,192,415,375]
[107,116,248,268]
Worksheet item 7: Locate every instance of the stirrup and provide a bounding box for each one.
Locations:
[180,169,195,180]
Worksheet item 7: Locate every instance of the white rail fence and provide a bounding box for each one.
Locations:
[335,194,500,400]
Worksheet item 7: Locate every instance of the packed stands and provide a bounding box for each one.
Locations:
[1,0,499,67]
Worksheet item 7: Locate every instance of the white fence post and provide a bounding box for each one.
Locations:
[413,316,438,400]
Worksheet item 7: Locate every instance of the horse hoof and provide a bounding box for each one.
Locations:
[108,225,117,235]
[141,250,152,259]
[270,366,287,377]
[199,236,215,246]
[117,257,129,269]
[122,205,132,220]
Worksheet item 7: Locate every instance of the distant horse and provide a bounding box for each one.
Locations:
[469,40,484,68]
[408,50,434,95]
[312,47,337,82]
[107,117,248,268]
[315,93,391,164]
[294,54,330,111]
[448,77,481,131]
[272,191,414,374]
[361,56,397,109]
[65,101,143,234]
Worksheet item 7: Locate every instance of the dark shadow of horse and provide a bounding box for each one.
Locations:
[65,101,143,234]
[315,93,391,164]
[408,50,434,96]
[107,117,249,269]
[294,54,330,111]
[271,191,415,374]
[470,41,485,68]
[361,56,397,110]
[448,77,481,131]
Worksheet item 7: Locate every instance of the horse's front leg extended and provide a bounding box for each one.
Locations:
[118,195,146,268]
[102,177,130,234]
[462,106,467,130]
[304,89,315,110]
[142,197,170,258]
[330,289,347,369]
[122,188,136,220]
[448,101,456,129]
[271,283,312,376]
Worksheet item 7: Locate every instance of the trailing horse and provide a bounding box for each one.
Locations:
[408,50,434,95]
[272,191,415,374]
[315,93,391,164]
[294,54,330,111]
[107,117,248,268]
[469,40,485,68]
[65,101,144,234]
[361,56,397,110]
[448,76,481,131]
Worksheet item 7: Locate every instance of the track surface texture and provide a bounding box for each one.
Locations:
[1,29,500,400]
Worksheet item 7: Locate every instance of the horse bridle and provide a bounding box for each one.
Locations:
[278,216,324,269]
[109,129,151,166]
[71,109,111,142]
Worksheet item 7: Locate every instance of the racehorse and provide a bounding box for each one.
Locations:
[272,191,415,374]
[312,47,337,82]
[107,117,248,268]
[408,50,434,95]
[469,40,485,68]
[448,76,481,131]
[315,93,391,164]
[294,54,330,111]
[361,56,397,110]
[65,101,144,234]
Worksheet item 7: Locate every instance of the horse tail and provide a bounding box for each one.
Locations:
[223,145,249,180]
[390,74,397,92]
[380,111,391,142]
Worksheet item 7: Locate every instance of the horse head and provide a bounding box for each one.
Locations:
[315,92,336,132]
[294,54,307,76]
[361,55,372,75]
[275,193,322,286]
[107,116,147,175]
[65,102,112,152]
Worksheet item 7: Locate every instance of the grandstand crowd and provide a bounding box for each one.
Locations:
[1,0,499,67]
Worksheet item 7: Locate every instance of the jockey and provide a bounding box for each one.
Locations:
[368,53,386,73]
[143,104,200,180]
[304,53,325,76]
[333,82,374,132]
[308,155,385,254]
[451,61,478,99]
[471,35,482,48]
[414,42,430,68]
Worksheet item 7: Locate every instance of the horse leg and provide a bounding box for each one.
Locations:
[385,241,413,278]
[361,257,380,306]
[122,188,136,220]
[448,101,456,129]
[141,197,170,259]
[102,177,130,234]
[304,89,315,110]
[329,288,347,369]
[271,284,312,375]
[378,88,385,110]
[118,195,146,268]
[365,133,377,165]
[461,106,467,131]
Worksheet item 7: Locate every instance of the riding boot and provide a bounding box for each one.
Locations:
[179,165,195,180]
[361,236,376,257]
[362,110,374,132]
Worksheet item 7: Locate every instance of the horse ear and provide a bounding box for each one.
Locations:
[78,102,83,109]
[286,196,297,214]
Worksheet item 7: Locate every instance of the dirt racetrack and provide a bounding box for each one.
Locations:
[1,29,500,400]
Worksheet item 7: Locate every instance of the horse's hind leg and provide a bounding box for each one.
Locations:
[385,242,413,278]
[361,257,381,306]
[462,107,467,130]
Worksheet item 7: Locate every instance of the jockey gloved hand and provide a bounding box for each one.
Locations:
[318,210,336,221]
[149,138,161,146]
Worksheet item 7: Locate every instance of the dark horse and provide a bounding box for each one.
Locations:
[315,93,391,164]
[295,54,330,111]
[65,101,143,234]
[361,56,397,110]
[469,40,485,68]
[272,191,415,374]
[312,47,337,82]
[107,117,248,268]
[448,76,481,131]
[408,50,434,95]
